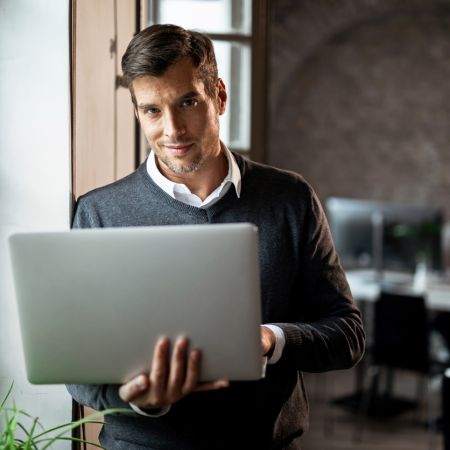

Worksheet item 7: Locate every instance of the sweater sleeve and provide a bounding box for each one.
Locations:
[67,383,131,411]
[276,186,365,373]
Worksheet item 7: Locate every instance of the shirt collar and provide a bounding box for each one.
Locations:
[146,142,241,200]
[222,142,242,198]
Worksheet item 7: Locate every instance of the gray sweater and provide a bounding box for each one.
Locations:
[67,153,364,450]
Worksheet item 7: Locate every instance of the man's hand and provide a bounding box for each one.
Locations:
[261,326,276,358]
[119,337,229,410]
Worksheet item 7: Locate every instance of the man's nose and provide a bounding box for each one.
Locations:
[163,111,186,138]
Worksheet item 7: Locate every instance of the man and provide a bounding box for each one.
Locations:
[67,24,365,449]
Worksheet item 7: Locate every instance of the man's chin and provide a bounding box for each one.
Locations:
[165,158,203,175]
[170,163,202,174]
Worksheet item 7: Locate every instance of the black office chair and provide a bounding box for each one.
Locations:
[355,291,445,442]
[373,291,429,372]
[443,370,450,450]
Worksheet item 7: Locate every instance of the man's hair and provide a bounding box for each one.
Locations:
[121,24,219,104]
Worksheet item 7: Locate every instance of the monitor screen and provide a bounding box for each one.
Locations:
[325,197,443,273]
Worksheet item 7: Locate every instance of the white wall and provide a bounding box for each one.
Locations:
[0,0,72,446]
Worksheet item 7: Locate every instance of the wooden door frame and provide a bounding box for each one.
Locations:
[70,0,142,448]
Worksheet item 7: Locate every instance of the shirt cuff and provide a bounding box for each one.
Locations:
[129,402,171,417]
[262,324,286,364]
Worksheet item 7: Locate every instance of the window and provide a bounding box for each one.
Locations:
[147,0,268,161]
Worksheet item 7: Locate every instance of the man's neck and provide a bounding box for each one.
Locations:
[157,151,228,201]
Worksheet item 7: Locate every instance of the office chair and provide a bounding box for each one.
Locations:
[355,291,445,443]
[444,369,450,450]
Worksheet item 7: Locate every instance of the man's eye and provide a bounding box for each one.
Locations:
[145,107,160,115]
[181,99,198,108]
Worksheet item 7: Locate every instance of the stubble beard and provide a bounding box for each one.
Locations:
[158,152,204,174]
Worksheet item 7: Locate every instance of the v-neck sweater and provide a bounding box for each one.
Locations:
[68,153,365,450]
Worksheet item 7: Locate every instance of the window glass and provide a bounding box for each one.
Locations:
[157,0,251,35]
[214,40,250,150]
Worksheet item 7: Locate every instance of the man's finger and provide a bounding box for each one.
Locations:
[182,348,202,393]
[194,379,230,392]
[167,337,189,401]
[119,374,149,402]
[149,337,170,399]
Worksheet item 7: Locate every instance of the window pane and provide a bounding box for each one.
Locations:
[214,40,250,150]
[155,0,251,35]
[147,0,252,151]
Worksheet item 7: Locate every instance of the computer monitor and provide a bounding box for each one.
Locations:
[325,197,443,273]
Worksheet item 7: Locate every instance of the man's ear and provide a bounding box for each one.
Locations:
[217,79,227,115]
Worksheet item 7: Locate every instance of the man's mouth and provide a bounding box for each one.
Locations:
[164,143,194,156]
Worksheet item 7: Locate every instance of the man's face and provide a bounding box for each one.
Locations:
[133,57,227,178]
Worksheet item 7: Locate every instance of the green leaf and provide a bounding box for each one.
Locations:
[36,408,131,450]
[0,382,14,410]
[1,382,131,450]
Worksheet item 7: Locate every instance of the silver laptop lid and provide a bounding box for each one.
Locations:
[8,223,263,384]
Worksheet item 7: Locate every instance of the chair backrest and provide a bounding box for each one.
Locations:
[443,370,450,450]
[373,291,430,374]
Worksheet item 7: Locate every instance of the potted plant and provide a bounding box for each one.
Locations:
[1,383,129,449]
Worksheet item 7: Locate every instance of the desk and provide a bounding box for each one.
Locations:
[332,269,450,418]
[346,269,450,312]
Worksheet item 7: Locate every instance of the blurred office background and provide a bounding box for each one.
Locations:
[270,0,450,261]
[271,2,450,449]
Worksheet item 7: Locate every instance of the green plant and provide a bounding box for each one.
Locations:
[0,383,129,449]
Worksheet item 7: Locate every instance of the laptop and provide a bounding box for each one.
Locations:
[8,223,263,384]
